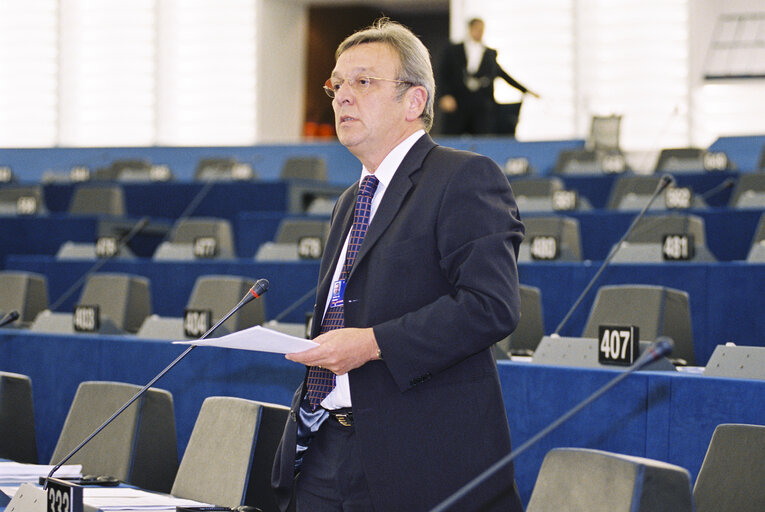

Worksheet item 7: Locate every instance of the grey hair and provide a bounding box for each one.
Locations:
[336,18,435,131]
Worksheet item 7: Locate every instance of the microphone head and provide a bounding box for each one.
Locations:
[250,278,270,299]
[0,310,20,327]
[652,336,674,359]
[136,216,151,229]
[659,174,676,189]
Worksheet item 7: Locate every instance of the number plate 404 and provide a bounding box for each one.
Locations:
[598,325,640,366]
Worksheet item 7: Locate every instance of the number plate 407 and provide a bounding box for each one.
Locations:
[598,325,639,366]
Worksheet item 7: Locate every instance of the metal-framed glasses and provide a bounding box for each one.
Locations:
[323,76,413,98]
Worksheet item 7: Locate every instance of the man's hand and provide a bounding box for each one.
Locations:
[285,327,381,375]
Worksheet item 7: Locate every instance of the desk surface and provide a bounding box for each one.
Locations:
[1,331,765,507]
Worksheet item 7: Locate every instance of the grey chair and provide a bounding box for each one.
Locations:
[0,185,47,215]
[78,273,152,333]
[582,284,695,366]
[171,397,289,511]
[607,175,707,211]
[255,218,330,261]
[730,173,765,209]
[496,285,545,357]
[654,147,706,172]
[607,175,665,210]
[50,381,178,493]
[588,114,622,153]
[68,184,126,216]
[94,159,152,181]
[527,448,693,512]
[693,423,765,512]
[610,213,716,263]
[0,372,38,463]
[137,275,265,339]
[55,240,136,260]
[280,156,327,181]
[153,217,236,260]
[33,272,151,335]
[0,271,49,327]
[518,216,582,262]
[194,158,254,181]
[745,212,765,261]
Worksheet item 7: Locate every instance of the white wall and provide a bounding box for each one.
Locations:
[690,0,765,155]
[256,0,307,143]
[452,0,765,157]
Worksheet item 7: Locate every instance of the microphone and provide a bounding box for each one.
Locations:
[552,174,674,336]
[44,279,270,488]
[699,177,735,202]
[49,215,152,312]
[431,337,674,512]
[0,310,20,327]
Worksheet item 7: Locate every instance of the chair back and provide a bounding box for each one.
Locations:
[0,372,38,463]
[50,381,178,493]
[171,397,289,511]
[693,423,765,512]
[527,448,693,512]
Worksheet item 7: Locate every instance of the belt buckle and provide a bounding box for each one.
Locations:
[334,411,352,427]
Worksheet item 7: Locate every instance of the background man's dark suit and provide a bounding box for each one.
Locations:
[272,133,525,511]
[438,42,531,135]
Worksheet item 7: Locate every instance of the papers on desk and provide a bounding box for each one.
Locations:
[0,461,81,483]
[0,485,213,511]
[173,324,317,354]
[81,487,212,510]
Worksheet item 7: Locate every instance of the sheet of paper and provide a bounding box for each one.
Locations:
[0,462,81,483]
[173,324,317,354]
[82,486,211,510]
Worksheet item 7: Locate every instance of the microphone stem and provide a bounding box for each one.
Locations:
[430,343,667,512]
[49,216,151,312]
[553,177,672,335]
[45,291,251,487]
[272,285,316,323]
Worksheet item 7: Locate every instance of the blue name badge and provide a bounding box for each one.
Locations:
[329,279,346,308]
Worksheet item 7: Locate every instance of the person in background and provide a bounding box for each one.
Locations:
[438,17,539,135]
[271,18,525,512]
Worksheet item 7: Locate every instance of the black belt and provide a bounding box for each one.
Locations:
[326,408,353,427]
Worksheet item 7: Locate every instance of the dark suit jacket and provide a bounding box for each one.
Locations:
[439,42,529,104]
[272,134,525,512]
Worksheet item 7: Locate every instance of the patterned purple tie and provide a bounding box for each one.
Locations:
[306,175,379,410]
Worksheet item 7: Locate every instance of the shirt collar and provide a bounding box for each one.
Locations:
[360,129,425,189]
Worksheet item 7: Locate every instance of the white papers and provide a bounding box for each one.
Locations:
[1,485,214,511]
[0,462,81,483]
[173,324,317,354]
[82,487,212,510]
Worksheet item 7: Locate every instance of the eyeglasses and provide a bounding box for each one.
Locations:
[323,76,413,98]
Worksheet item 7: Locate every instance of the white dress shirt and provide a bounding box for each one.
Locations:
[319,129,426,410]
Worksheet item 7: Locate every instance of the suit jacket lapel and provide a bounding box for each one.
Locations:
[348,134,437,278]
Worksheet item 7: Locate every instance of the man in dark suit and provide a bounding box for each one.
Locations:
[272,18,525,512]
[438,18,539,135]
